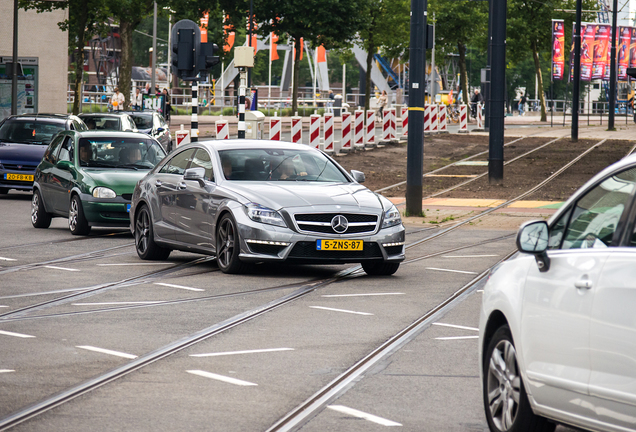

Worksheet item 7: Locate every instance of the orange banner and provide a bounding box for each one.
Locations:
[317,45,326,63]
[293,38,304,61]
[271,33,279,61]
[200,12,209,43]
[223,16,235,54]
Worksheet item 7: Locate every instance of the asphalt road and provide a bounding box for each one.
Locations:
[0,190,577,432]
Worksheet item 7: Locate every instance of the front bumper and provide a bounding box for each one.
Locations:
[81,194,131,227]
[0,169,36,191]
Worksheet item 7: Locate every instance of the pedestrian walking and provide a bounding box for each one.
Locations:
[377,90,388,119]
[110,87,125,111]
[519,93,527,116]
[162,88,171,121]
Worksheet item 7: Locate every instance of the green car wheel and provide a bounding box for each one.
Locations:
[69,195,91,236]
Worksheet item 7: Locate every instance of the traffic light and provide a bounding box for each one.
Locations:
[171,20,201,81]
[198,42,220,75]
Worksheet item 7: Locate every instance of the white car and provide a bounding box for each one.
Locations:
[479,155,636,432]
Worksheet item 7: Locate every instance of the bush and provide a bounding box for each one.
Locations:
[222,107,236,116]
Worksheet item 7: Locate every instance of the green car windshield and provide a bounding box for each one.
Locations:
[78,137,166,169]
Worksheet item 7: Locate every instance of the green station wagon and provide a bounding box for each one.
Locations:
[31,131,166,235]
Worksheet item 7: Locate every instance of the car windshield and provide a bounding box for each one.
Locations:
[78,137,166,169]
[0,119,65,145]
[130,114,153,129]
[82,116,121,131]
[218,148,350,182]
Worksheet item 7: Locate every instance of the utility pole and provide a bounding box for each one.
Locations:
[11,0,18,115]
[572,0,582,141]
[151,1,157,94]
[488,0,506,183]
[406,0,427,216]
[608,0,618,130]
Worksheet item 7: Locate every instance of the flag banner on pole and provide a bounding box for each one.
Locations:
[552,20,565,80]
[604,30,618,81]
[569,23,576,82]
[271,33,279,61]
[618,26,632,80]
[293,38,304,61]
[630,27,636,69]
[223,16,235,54]
[580,23,596,81]
[200,12,209,43]
[592,23,610,80]
[317,46,326,63]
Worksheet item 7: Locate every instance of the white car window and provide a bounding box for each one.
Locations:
[562,167,636,249]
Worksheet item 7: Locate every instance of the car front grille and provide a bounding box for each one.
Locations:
[99,212,130,220]
[2,164,37,172]
[293,213,378,235]
[247,243,286,256]
[383,245,404,256]
[288,241,382,259]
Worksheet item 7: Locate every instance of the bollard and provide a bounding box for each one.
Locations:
[430,104,438,133]
[269,114,281,140]
[341,112,352,152]
[215,115,229,140]
[309,113,321,149]
[424,104,431,134]
[323,112,334,152]
[366,110,376,147]
[438,105,448,133]
[354,109,365,148]
[291,115,303,143]
[459,104,468,133]
[401,107,408,139]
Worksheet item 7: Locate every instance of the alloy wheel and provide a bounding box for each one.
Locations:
[31,194,40,225]
[217,218,235,269]
[69,198,79,231]
[487,339,521,430]
[136,209,150,254]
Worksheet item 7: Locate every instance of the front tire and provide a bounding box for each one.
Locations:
[361,260,400,276]
[216,213,248,274]
[135,205,171,260]
[31,189,52,228]
[483,325,555,432]
[68,195,91,235]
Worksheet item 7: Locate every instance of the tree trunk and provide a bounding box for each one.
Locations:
[291,37,301,115]
[118,18,134,110]
[71,1,88,115]
[531,40,547,122]
[364,41,375,113]
[458,42,469,108]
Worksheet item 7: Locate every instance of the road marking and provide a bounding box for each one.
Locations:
[72,301,165,306]
[0,369,15,373]
[0,257,16,261]
[186,370,257,386]
[76,345,137,359]
[190,348,294,358]
[0,306,8,308]
[0,287,87,299]
[309,306,373,316]
[322,293,404,298]
[96,263,174,266]
[426,267,478,275]
[0,330,35,338]
[435,336,479,340]
[44,265,80,272]
[154,282,204,292]
[433,323,479,332]
[442,254,498,258]
[327,405,402,427]
[477,290,484,293]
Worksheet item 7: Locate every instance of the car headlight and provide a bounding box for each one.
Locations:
[381,204,402,229]
[92,187,117,199]
[245,203,287,228]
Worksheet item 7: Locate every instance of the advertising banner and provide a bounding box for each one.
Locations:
[581,23,597,81]
[552,20,565,80]
[630,27,636,70]
[592,24,610,80]
[618,26,632,80]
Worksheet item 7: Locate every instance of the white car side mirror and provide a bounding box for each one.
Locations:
[516,220,550,272]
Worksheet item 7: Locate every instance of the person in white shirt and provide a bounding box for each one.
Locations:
[110,87,125,111]
[132,88,143,110]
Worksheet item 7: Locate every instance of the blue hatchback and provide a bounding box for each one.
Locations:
[0,114,86,194]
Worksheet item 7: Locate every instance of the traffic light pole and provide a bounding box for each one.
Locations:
[191,82,198,142]
[238,68,247,139]
[488,0,506,183]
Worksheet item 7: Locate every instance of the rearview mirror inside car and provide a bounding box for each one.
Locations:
[516,220,550,272]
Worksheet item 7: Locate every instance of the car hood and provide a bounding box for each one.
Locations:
[223,182,384,211]
[82,169,149,194]
[0,142,48,164]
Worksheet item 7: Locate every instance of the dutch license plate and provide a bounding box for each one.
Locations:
[316,239,363,251]
[4,173,33,182]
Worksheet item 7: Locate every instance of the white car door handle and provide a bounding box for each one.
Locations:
[574,278,593,290]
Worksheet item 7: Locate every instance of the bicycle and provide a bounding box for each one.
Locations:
[449,105,461,123]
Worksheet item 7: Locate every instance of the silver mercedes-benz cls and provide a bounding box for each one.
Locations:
[129,140,405,275]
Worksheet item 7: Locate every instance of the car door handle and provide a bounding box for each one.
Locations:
[574,278,593,290]
[155,180,162,187]
[177,182,187,190]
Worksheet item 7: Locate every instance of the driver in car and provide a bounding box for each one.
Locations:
[120,146,142,165]
[79,141,92,166]
[277,158,307,180]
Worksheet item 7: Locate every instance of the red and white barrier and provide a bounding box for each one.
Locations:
[366,110,375,146]
[459,104,468,133]
[401,107,408,139]
[382,109,395,142]
[341,112,352,151]
[215,117,229,140]
[309,114,321,149]
[176,125,190,147]
[438,105,447,133]
[269,115,281,140]
[323,112,334,152]
[354,109,365,148]
[430,104,438,133]
[424,104,431,133]
[477,104,483,129]
[291,116,302,143]
[390,108,396,140]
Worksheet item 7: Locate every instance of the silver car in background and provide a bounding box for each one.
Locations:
[129,140,405,275]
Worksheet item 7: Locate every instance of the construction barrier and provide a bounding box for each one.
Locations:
[354,109,365,148]
[175,126,190,147]
[382,109,395,142]
[341,112,352,151]
[323,112,334,152]
[215,117,229,140]
[424,104,431,133]
[390,108,397,140]
[401,107,408,139]
[269,115,281,140]
[309,114,321,149]
[459,104,468,133]
[366,110,376,146]
[430,104,438,133]
[291,116,302,143]
[438,105,447,133]
[477,104,483,129]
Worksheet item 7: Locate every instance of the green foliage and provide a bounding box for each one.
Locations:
[222,107,237,116]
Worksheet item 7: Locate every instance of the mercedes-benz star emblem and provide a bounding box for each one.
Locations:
[331,215,349,233]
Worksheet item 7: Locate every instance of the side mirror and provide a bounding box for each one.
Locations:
[57,160,73,171]
[156,127,165,133]
[184,167,206,186]
[350,170,365,183]
[516,220,550,272]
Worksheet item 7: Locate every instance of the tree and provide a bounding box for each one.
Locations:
[21,0,110,114]
[220,0,367,114]
[356,0,410,113]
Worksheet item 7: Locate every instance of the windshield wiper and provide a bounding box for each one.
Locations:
[116,164,139,170]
